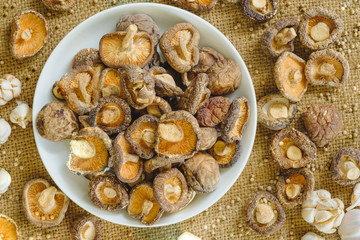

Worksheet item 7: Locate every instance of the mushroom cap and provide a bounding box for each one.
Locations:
[149,66,184,98]
[198,127,218,151]
[71,215,101,240]
[331,147,360,186]
[173,0,217,12]
[145,96,172,118]
[242,0,279,22]
[42,0,75,11]
[72,48,102,70]
[0,214,21,239]
[196,96,231,127]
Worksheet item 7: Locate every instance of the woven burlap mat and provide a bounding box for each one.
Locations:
[1,0,359,239]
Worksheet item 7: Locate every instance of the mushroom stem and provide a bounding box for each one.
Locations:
[121,24,138,51]
[142,129,155,148]
[142,199,154,216]
[158,123,184,142]
[37,186,57,213]
[213,141,232,156]
[274,28,297,45]
[103,187,117,198]
[287,68,302,87]
[179,37,191,61]
[21,29,33,41]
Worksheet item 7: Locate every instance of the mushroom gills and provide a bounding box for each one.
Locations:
[80,221,96,240]
[263,98,290,119]
[340,155,360,180]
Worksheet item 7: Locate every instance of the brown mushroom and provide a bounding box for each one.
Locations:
[99,24,154,68]
[178,73,211,115]
[299,7,344,50]
[127,182,164,225]
[276,168,315,209]
[67,127,114,175]
[0,214,21,239]
[143,157,177,179]
[89,96,131,135]
[52,81,65,100]
[149,66,184,97]
[10,10,48,60]
[146,96,172,118]
[303,103,342,147]
[198,127,218,151]
[183,152,220,193]
[23,178,69,227]
[274,51,307,102]
[261,18,299,58]
[196,96,231,127]
[72,48,103,70]
[220,97,250,143]
[36,101,79,142]
[153,168,189,213]
[42,0,75,11]
[144,51,161,70]
[209,139,241,167]
[246,191,285,235]
[100,68,127,99]
[159,23,200,73]
[270,127,317,169]
[78,115,91,129]
[71,215,101,240]
[257,93,297,131]
[242,0,279,22]
[173,0,217,12]
[88,174,129,211]
[305,49,349,87]
[331,147,360,186]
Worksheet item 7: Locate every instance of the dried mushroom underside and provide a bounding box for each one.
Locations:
[0,214,20,239]
[127,182,164,225]
[174,0,217,12]
[67,127,113,175]
[99,24,154,68]
[270,127,317,169]
[209,139,241,167]
[276,168,315,209]
[305,49,349,87]
[303,103,342,147]
[52,81,64,100]
[261,18,299,58]
[243,0,279,22]
[221,97,250,143]
[274,51,307,102]
[149,66,184,97]
[331,147,360,185]
[299,7,344,50]
[153,168,189,213]
[257,93,297,131]
[183,152,220,193]
[89,96,131,135]
[36,100,79,142]
[10,10,48,60]
[146,96,172,118]
[246,191,285,235]
[196,96,231,127]
[72,48,103,70]
[23,178,69,227]
[159,23,200,73]
[100,68,127,99]
[71,215,101,240]
[198,127,218,151]
[42,0,75,11]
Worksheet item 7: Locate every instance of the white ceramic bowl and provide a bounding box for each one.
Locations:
[32,3,257,227]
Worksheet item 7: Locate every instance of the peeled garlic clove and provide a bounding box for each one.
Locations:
[10,101,32,129]
[315,217,336,234]
[0,168,11,194]
[316,189,332,200]
[0,74,21,106]
[314,210,333,223]
[0,119,11,144]
[347,183,360,211]
[302,207,317,223]
[339,209,360,240]
[301,232,325,240]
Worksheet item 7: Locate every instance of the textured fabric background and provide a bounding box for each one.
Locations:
[0,0,359,239]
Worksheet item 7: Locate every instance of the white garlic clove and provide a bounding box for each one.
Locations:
[0,168,11,194]
[303,197,319,208]
[302,207,317,223]
[0,74,21,106]
[334,198,345,210]
[347,183,360,211]
[333,211,345,228]
[314,210,333,223]
[315,217,336,234]
[339,209,360,240]
[301,232,325,240]
[316,189,332,200]
[9,101,32,129]
[0,119,11,145]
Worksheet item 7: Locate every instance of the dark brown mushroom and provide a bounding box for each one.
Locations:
[146,96,172,118]
[52,81,64,100]
[72,48,103,70]
[209,139,241,167]
[331,147,360,186]
[71,215,101,240]
[242,0,279,22]
[196,96,231,127]
[148,66,184,97]
[198,127,218,151]
[100,68,127,99]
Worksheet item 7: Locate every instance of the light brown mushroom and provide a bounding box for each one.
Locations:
[71,215,101,240]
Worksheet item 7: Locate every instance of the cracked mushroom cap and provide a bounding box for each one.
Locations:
[209,139,241,167]
[159,23,200,73]
[270,127,317,169]
[261,18,300,58]
[198,127,218,151]
[88,174,129,211]
[71,215,101,240]
[196,96,231,127]
[36,100,79,142]
[0,214,21,239]
[23,178,69,227]
[173,0,217,11]
[257,93,297,131]
[331,147,360,186]
[72,48,103,70]
[276,168,315,209]
[42,0,75,11]
[305,49,349,87]
[299,7,344,50]
[246,191,286,235]
[145,96,172,118]
[274,51,307,102]
[303,103,342,147]
[149,66,184,97]
[10,10,48,60]
[243,0,279,22]
[100,68,127,99]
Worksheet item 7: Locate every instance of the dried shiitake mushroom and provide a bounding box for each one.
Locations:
[331,147,360,185]
[143,157,177,179]
[153,168,188,213]
[196,96,231,127]
[207,58,241,96]
[127,182,164,225]
[299,7,344,50]
[305,49,349,87]
[303,104,342,147]
[209,139,241,167]
[71,215,101,240]
[221,97,250,143]
[183,152,220,193]
[119,65,155,109]
[52,81,64,100]
[0,214,20,239]
[198,127,218,151]
[159,23,200,73]
[243,0,279,22]
[144,51,161,71]
[67,127,113,175]
[146,96,172,118]
[246,191,285,235]
[36,100,79,142]
[42,0,75,11]
[149,66,184,97]
[99,24,154,68]
[89,96,131,135]
[100,68,126,98]
[257,93,297,131]
[72,48,103,70]
[178,73,211,115]
[116,14,160,46]
[276,168,315,209]
[88,174,129,211]
[125,114,158,159]
[155,110,200,162]
[23,178,69,227]
[173,0,217,12]
[10,10,48,60]
[261,18,299,58]
[78,115,91,129]
[270,127,317,169]
[113,132,143,183]
[274,52,307,102]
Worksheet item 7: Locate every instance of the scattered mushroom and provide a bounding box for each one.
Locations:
[0,119,11,145]
[149,66,184,98]
[209,139,241,167]
[198,127,218,151]
[9,101,32,129]
[145,96,172,117]
[174,0,217,11]
[0,74,21,106]
[0,214,21,239]
[347,183,360,211]
[23,178,69,227]
[71,215,101,240]
[196,96,231,127]
[301,232,324,240]
[72,48,103,70]
[100,68,126,99]
[0,168,11,194]
[331,147,360,186]
[339,209,360,240]
[42,0,75,11]
[242,0,279,22]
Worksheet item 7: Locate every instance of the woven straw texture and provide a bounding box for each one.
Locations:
[1,0,360,239]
